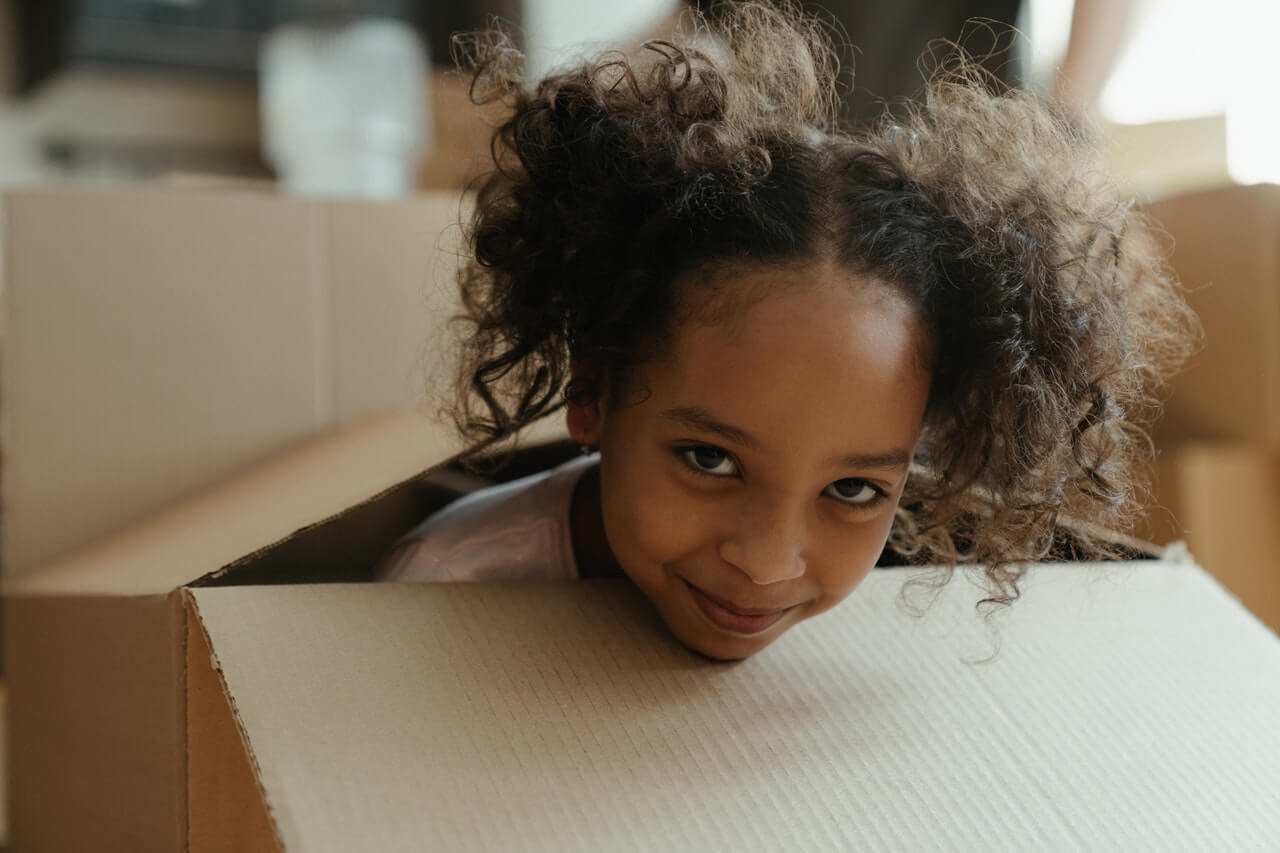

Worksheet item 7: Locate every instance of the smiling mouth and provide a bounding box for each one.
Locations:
[683,581,793,636]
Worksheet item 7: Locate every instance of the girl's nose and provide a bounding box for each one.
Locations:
[718,496,807,585]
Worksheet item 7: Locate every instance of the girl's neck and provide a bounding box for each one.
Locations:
[570,462,626,579]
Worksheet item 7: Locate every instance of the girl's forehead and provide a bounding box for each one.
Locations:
[667,260,933,374]
[638,267,933,451]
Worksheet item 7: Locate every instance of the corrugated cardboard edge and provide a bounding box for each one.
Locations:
[4,591,187,853]
[185,591,283,853]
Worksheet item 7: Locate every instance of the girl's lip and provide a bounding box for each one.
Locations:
[683,581,793,635]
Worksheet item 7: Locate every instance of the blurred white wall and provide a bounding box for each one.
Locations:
[522,0,681,78]
[1030,0,1277,189]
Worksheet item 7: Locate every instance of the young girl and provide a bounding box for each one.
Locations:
[380,4,1195,661]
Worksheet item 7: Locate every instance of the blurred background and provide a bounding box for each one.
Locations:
[0,0,1277,845]
[0,0,1276,192]
[0,0,1273,193]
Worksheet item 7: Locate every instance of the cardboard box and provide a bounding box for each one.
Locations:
[1144,183,1280,444]
[0,186,470,580]
[418,71,508,191]
[1141,443,1280,633]
[1103,113,1230,200]
[6,409,1279,851]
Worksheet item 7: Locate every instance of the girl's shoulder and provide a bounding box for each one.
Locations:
[378,453,598,583]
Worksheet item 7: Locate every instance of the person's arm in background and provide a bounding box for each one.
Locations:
[1054,0,1135,121]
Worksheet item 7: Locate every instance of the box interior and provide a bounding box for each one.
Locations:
[192,437,585,589]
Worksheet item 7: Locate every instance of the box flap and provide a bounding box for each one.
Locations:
[3,409,461,597]
[188,560,1280,850]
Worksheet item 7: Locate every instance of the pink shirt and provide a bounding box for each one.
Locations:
[378,454,598,582]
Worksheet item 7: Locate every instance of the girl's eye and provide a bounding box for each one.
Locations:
[823,478,884,506]
[680,445,739,477]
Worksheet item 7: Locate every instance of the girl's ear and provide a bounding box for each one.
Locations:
[565,396,604,446]
[565,363,606,446]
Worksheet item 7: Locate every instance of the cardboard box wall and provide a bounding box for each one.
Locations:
[6,409,1280,852]
[1137,183,1280,633]
[1141,443,1280,633]
[0,186,470,581]
[1144,182,1280,444]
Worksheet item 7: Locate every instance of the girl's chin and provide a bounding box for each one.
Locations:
[672,623,776,660]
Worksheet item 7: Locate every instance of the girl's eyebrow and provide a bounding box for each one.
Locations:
[830,449,911,471]
[659,405,912,471]
[660,406,759,449]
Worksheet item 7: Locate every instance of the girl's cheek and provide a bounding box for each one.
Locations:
[611,463,715,565]
[817,514,896,594]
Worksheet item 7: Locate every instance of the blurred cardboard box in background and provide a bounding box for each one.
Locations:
[1141,182,1280,632]
[1145,183,1280,444]
[0,186,469,582]
[1141,444,1280,633]
[418,71,505,190]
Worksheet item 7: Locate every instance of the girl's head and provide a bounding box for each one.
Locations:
[451,4,1196,659]
[567,259,932,659]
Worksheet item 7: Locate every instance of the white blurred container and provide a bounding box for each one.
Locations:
[261,18,430,198]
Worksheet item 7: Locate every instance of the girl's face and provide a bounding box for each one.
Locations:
[570,261,932,660]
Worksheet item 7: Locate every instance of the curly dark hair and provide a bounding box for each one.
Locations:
[446,2,1197,612]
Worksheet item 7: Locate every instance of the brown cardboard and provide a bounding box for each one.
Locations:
[5,593,185,853]
[418,72,508,191]
[3,409,445,852]
[7,407,1280,851]
[186,596,279,853]
[189,563,1280,849]
[0,186,471,580]
[8,409,464,598]
[4,407,561,852]
[1144,183,1280,444]
[1142,443,1280,633]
